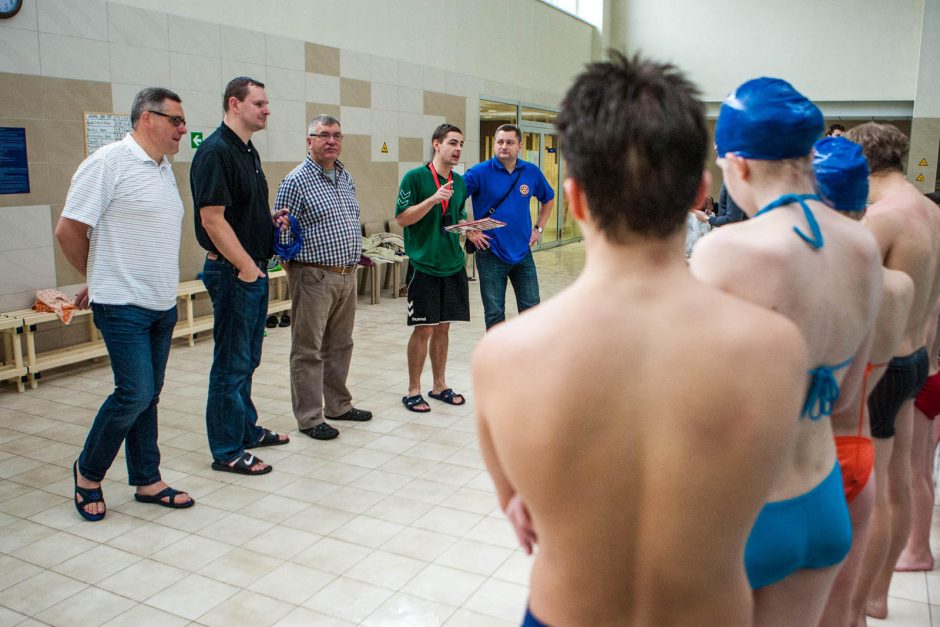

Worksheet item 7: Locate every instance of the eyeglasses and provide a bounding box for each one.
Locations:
[309,132,343,141]
[148,110,187,127]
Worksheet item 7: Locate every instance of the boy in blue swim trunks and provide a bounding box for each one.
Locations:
[474,54,809,626]
[690,78,883,625]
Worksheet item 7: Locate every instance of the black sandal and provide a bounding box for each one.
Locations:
[211,452,272,475]
[248,428,289,448]
[73,461,105,522]
[134,486,195,509]
[402,394,431,413]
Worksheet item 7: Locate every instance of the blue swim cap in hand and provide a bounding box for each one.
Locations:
[715,77,824,160]
[812,136,869,212]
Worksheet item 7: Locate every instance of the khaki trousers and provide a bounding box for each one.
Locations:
[287,265,356,428]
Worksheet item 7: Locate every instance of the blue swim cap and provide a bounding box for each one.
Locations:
[812,136,869,212]
[715,77,824,160]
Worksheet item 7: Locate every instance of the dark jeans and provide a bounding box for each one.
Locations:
[78,303,177,485]
[475,249,540,329]
[202,257,268,463]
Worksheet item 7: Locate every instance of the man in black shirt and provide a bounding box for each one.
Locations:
[190,76,288,476]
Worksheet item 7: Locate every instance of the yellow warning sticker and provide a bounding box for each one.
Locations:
[920,159,929,167]
[916,174,926,182]
[381,142,389,154]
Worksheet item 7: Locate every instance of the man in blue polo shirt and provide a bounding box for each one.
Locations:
[464,124,555,329]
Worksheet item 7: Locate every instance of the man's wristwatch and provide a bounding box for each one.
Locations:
[534,225,543,233]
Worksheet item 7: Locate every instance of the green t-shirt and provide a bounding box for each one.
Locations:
[395,165,467,276]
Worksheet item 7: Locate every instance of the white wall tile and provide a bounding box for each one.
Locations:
[371,135,397,162]
[372,109,398,136]
[249,131,268,162]
[266,130,305,163]
[446,72,480,98]
[0,248,55,296]
[220,25,265,64]
[111,82,146,114]
[108,4,168,50]
[305,73,340,105]
[423,66,446,93]
[170,52,221,93]
[265,99,306,132]
[168,15,220,58]
[37,0,107,41]
[340,49,371,81]
[265,67,306,102]
[398,87,422,114]
[39,33,109,82]
[371,56,398,85]
[0,291,36,311]
[398,112,426,139]
[0,206,53,253]
[397,62,422,89]
[371,82,398,111]
[339,106,371,135]
[265,34,304,71]
[111,43,170,86]
[220,61,266,91]
[174,89,222,127]
[0,26,40,75]
[399,162,422,181]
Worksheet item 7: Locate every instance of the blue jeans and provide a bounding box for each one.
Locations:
[202,257,268,463]
[475,249,540,329]
[78,303,177,485]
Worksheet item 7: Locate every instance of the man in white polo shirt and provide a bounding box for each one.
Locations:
[55,87,194,521]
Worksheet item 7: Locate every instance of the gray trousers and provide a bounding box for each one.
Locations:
[287,265,356,429]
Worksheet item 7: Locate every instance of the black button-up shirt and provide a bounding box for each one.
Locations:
[190,122,273,260]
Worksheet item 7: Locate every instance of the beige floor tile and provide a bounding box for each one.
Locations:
[150,533,233,571]
[0,554,43,591]
[444,607,517,626]
[413,506,484,537]
[382,526,459,562]
[102,603,191,626]
[329,514,405,549]
[107,521,190,557]
[0,570,88,615]
[365,495,435,525]
[198,589,294,627]
[435,538,514,577]
[462,577,529,621]
[344,548,427,591]
[52,544,142,585]
[0,519,58,553]
[363,592,457,626]
[198,547,284,588]
[12,529,98,568]
[870,597,931,626]
[293,536,372,575]
[302,576,394,623]
[195,511,275,546]
[491,551,532,586]
[196,483,270,511]
[240,525,323,560]
[97,558,188,601]
[400,563,486,607]
[35,585,137,626]
[317,485,387,514]
[248,561,335,604]
[280,503,356,535]
[144,572,238,621]
[273,606,356,626]
[892,571,932,604]
[0,607,28,625]
[394,478,459,505]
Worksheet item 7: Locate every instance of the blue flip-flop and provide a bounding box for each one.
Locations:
[428,388,465,406]
[73,461,105,522]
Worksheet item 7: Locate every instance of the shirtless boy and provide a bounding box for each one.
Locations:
[690,79,883,626]
[810,137,914,627]
[846,122,940,620]
[474,54,809,626]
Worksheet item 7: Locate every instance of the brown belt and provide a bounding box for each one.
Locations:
[292,261,357,275]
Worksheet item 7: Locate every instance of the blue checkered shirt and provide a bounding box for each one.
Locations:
[274,156,362,265]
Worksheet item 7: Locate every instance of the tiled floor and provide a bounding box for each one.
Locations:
[0,241,938,626]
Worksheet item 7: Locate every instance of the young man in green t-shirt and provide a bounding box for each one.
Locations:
[395,123,470,413]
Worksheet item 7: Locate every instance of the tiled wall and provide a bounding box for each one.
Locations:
[0,0,567,317]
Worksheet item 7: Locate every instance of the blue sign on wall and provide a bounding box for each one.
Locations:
[0,128,29,195]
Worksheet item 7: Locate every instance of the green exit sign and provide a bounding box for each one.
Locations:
[191,132,204,149]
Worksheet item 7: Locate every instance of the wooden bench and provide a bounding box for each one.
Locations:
[2,270,292,388]
[3,307,105,389]
[0,315,27,392]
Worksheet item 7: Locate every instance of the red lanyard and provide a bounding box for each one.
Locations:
[427,163,452,216]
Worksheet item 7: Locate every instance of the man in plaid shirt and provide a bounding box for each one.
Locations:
[275,114,373,441]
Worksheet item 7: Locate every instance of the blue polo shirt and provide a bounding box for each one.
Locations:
[464,157,554,265]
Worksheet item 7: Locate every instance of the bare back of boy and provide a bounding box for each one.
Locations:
[475,256,808,626]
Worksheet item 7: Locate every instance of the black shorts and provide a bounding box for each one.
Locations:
[869,346,930,439]
[406,265,470,326]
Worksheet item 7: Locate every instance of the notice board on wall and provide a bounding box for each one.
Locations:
[83,112,132,157]
[0,127,30,195]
